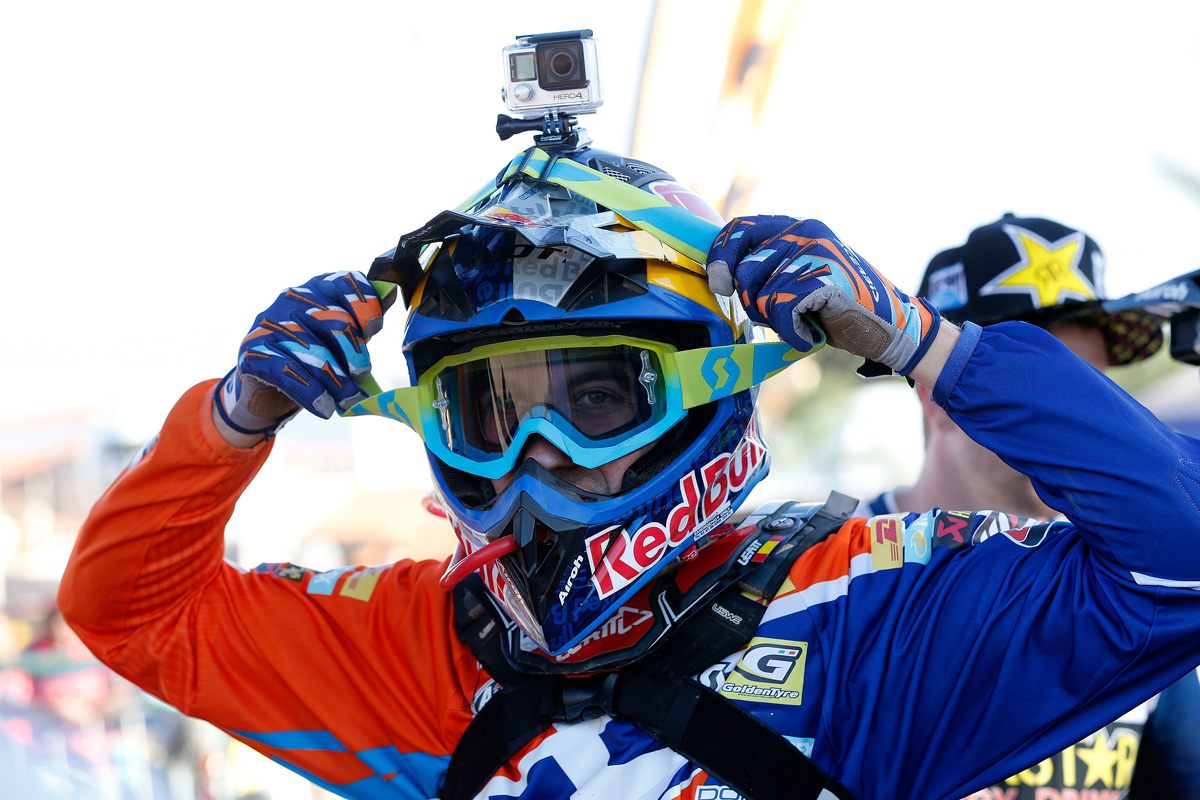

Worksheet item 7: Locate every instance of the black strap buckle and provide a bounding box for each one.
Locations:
[559,673,619,723]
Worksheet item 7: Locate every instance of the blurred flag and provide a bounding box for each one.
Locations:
[632,0,803,219]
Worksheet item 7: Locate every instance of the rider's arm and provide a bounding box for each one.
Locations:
[937,320,1200,584]
[907,322,960,389]
[796,321,1200,798]
[59,381,479,789]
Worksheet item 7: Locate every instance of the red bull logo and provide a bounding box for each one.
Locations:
[585,438,766,598]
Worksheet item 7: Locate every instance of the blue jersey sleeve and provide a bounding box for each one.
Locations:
[794,321,1200,799]
[934,321,1200,587]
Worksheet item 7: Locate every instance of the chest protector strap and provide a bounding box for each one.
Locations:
[444,493,859,800]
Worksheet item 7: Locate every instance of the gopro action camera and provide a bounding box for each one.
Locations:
[502,30,603,120]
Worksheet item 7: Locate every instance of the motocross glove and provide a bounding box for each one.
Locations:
[706,215,941,377]
[216,270,387,436]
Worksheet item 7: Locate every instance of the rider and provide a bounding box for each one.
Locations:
[59,146,1200,800]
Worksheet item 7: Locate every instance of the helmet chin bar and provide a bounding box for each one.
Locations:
[498,462,613,628]
[440,457,627,649]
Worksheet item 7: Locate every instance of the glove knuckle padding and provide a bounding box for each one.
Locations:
[706,260,735,296]
[363,315,384,338]
[230,273,381,424]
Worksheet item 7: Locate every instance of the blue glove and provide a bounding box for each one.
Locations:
[706,215,942,376]
[216,271,387,435]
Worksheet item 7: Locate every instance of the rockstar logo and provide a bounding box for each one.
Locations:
[978,225,1099,309]
[1076,732,1123,788]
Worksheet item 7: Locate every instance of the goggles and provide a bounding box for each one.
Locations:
[343,334,822,480]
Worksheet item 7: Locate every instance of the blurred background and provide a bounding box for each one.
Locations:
[1,0,1198,796]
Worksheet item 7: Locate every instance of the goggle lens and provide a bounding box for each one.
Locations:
[433,345,666,463]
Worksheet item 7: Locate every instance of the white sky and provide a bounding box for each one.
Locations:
[2,0,1198,449]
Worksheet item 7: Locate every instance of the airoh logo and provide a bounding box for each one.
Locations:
[558,554,585,605]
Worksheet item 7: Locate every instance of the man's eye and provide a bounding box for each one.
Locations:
[573,387,628,409]
[577,390,609,406]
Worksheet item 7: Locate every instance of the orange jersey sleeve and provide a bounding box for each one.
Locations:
[59,381,481,793]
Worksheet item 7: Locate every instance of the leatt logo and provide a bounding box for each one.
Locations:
[554,606,654,661]
[737,541,764,566]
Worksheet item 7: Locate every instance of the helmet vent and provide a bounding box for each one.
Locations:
[416,287,471,322]
[501,307,527,325]
[561,270,647,312]
[625,161,656,175]
[601,166,631,183]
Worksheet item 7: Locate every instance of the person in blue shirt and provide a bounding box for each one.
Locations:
[856,213,1200,800]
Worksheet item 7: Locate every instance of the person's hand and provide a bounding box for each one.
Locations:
[215,271,387,437]
[706,215,941,376]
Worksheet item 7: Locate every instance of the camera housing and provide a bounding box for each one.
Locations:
[502,30,603,120]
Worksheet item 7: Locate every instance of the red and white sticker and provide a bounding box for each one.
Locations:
[586,437,766,598]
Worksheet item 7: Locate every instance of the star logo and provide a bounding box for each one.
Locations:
[978,225,1099,309]
[1076,731,1123,787]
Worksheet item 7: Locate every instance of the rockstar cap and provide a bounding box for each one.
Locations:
[918,213,1164,365]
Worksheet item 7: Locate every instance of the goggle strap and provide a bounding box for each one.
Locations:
[341,339,823,439]
[342,385,425,438]
[457,175,504,216]
[375,147,719,305]
[370,280,397,303]
[672,340,821,409]
[356,371,384,397]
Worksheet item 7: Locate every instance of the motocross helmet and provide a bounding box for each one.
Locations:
[346,146,822,670]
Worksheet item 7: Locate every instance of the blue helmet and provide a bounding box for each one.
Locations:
[351,147,820,671]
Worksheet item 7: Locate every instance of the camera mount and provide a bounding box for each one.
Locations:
[495,109,591,152]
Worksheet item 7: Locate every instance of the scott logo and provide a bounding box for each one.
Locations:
[585,438,766,598]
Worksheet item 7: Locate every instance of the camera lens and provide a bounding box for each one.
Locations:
[536,39,587,90]
[549,49,576,78]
